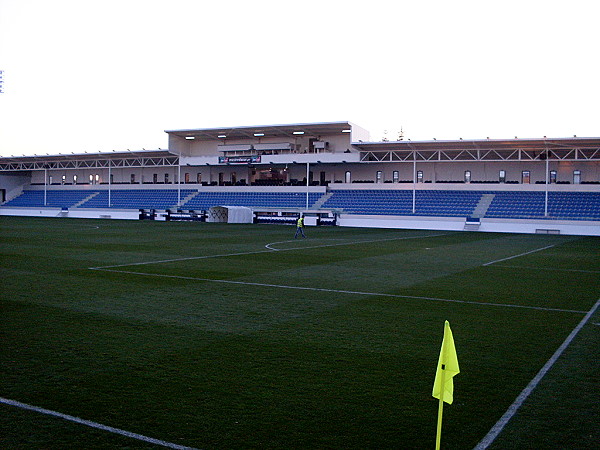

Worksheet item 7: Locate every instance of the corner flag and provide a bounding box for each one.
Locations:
[433,320,460,404]
[433,320,460,450]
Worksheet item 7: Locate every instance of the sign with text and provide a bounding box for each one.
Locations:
[219,155,261,164]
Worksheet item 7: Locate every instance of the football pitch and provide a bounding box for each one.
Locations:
[1,216,598,449]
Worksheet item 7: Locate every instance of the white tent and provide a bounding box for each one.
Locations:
[208,206,253,224]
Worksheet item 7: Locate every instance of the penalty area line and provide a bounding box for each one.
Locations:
[90,267,587,315]
[0,397,198,450]
[264,233,448,251]
[483,244,557,266]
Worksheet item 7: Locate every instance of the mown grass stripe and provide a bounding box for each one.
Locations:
[90,267,588,314]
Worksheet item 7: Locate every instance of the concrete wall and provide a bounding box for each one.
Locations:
[0,207,139,220]
[0,172,30,201]
[338,214,600,236]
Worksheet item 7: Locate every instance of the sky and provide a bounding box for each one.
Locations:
[0,0,598,156]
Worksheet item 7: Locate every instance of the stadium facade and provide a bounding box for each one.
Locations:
[1,121,599,235]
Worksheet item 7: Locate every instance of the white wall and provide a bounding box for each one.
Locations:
[0,207,140,220]
[338,214,600,236]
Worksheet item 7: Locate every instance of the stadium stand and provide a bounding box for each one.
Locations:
[2,188,599,221]
[3,189,323,211]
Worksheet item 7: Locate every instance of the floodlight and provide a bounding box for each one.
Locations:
[218,135,227,138]
[293,131,304,135]
[185,136,195,140]
[341,129,351,133]
[254,133,265,137]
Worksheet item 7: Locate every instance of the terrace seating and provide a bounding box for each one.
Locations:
[546,192,600,220]
[181,192,322,210]
[322,190,482,217]
[485,192,547,219]
[2,190,96,208]
[80,189,197,209]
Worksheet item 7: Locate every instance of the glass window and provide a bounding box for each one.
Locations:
[549,170,557,184]
[61,175,66,184]
[464,170,471,183]
[73,175,78,184]
[393,171,399,183]
[164,173,169,184]
[573,170,581,184]
[345,171,351,183]
[153,173,158,183]
[376,171,382,183]
[184,173,190,183]
[197,173,202,184]
[417,170,423,182]
[499,170,506,183]
[131,173,136,183]
[522,170,530,184]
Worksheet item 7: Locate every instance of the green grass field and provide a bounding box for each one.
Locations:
[1,216,599,449]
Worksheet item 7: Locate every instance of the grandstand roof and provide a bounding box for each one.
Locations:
[165,121,354,140]
[352,136,600,152]
[0,149,172,164]
[0,149,176,171]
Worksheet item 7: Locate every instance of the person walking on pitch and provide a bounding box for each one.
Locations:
[294,215,306,238]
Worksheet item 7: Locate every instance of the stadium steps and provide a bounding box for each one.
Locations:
[74,192,100,208]
[463,220,481,231]
[177,191,200,209]
[312,192,333,209]
[472,193,495,218]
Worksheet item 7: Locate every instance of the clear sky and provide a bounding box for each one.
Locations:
[0,0,598,156]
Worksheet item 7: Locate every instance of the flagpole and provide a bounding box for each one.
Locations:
[435,342,447,450]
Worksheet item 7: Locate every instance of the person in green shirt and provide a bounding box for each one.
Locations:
[294,215,306,239]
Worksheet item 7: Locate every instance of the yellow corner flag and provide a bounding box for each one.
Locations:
[433,320,460,404]
[433,320,459,450]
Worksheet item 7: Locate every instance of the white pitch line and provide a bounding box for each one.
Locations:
[264,234,443,251]
[473,297,600,450]
[265,238,347,251]
[482,244,557,266]
[91,232,449,270]
[0,397,197,450]
[90,267,587,315]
